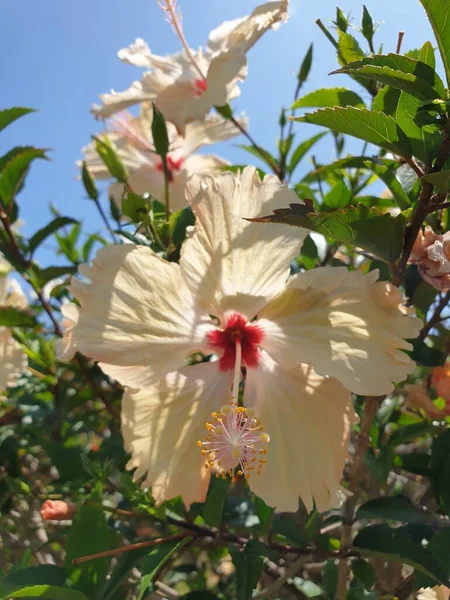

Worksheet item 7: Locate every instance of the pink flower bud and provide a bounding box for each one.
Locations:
[432,364,450,403]
[40,500,76,521]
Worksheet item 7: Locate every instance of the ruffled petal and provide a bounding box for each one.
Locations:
[180,166,308,320]
[181,115,246,156]
[245,352,356,513]
[57,245,214,387]
[257,267,422,395]
[207,1,288,54]
[122,362,233,506]
[0,328,28,390]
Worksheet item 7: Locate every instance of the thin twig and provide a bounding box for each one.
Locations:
[93,197,118,244]
[72,533,189,564]
[396,31,405,54]
[417,290,450,342]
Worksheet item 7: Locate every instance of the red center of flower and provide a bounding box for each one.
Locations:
[193,78,208,96]
[207,313,264,371]
[156,154,184,182]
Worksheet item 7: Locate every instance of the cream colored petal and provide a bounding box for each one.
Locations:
[245,352,356,513]
[122,362,233,506]
[207,1,288,54]
[182,115,246,156]
[7,278,28,309]
[57,245,214,387]
[418,587,450,600]
[204,50,247,107]
[180,166,308,320]
[0,328,28,390]
[258,267,422,396]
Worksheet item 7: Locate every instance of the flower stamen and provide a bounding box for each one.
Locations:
[198,404,269,481]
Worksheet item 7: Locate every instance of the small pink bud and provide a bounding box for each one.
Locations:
[40,500,76,521]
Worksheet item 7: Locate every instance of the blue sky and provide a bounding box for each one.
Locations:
[1,0,436,263]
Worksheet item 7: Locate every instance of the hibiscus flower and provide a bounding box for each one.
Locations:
[0,267,28,391]
[57,167,421,512]
[92,1,287,134]
[83,104,244,211]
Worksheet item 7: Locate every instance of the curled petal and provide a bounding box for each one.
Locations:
[57,245,214,387]
[181,166,308,321]
[0,328,27,390]
[258,267,421,395]
[122,362,232,506]
[40,500,76,521]
[245,353,356,513]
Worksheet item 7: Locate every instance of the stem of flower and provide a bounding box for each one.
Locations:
[232,340,242,403]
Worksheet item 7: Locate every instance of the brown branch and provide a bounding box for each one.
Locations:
[335,396,384,600]
[72,533,189,564]
[396,31,405,54]
[417,290,450,342]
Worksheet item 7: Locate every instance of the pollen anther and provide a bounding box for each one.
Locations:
[198,404,269,480]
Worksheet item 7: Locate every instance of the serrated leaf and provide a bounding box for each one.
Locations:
[333,64,440,101]
[356,496,432,522]
[333,53,446,98]
[292,88,365,110]
[251,203,407,263]
[353,523,450,585]
[419,0,450,87]
[203,475,230,528]
[229,540,265,600]
[94,136,128,182]
[295,107,412,157]
[28,217,78,255]
[372,85,401,116]
[0,108,35,134]
[288,132,326,175]
[0,307,37,328]
[4,586,89,600]
[0,148,47,208]
[81,161,98,201]
[337,31,365,64]
[138,537,191,600]
[361,5,375,48]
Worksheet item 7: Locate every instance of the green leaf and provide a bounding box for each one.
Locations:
[306,156,398,180]
[94,136,128,183]
[214,104,233,120]
[360,6,375,49]
[322,559,338,598]
[96,547,150,600]
[81,161,98,201]
[251,203,407,263]
[0,108,35,134]
[122,192,150,223]
[352,559,376,589]
[334,7,348,32]
[151,103,169,157]
[333,53,446,98]
[0,566,67,598]
[334,65,440,101]
[411,338,447,367]
[138,537,191,600]
[288,132,326,175]
[372,85,401,116]
[389,422,439,446]
[438,455,450,517]
[322,180,351,209]
[171,206,195,247]
[297,234,319,270]
[362,160,410,210]
[356,496,432,522]
[238,145,278,172]
[337,31,365,64]
[353,523,449,585]
[422,170,450,193]
[419,0,450,87]
[28,217,78,255]
[0,307,37,328]
[65,483,110,596]
[33,265,78,288]
[0,147,47,208]
[229,540,266,600]
[292,88,365,110]
[203,475,230,528]
[297,43,313,87]
[4,586,89,600]
[296,107,412,157]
